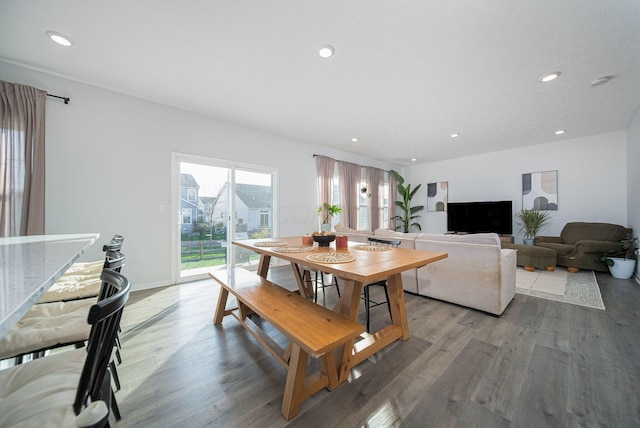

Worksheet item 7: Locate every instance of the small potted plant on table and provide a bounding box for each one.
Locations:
[317,202,341,232]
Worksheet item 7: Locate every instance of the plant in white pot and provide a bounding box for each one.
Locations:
[317,202,341,231]
[515,209,551,245]
[598,233,638,279]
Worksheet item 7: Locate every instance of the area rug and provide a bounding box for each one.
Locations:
[515,267,605,310]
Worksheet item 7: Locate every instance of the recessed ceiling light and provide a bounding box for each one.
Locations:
[590,76,612,87]
[411,158,417,162]
[318,44,335,59]
[554,130,566,135]
[46,30,74,47]
[351,137,359,142]
[540,72,561,82]
[450,133,460,138]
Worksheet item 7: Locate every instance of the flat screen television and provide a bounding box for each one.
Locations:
[447,201,513,235]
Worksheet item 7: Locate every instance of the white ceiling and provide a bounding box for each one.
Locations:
[1,0,639,165]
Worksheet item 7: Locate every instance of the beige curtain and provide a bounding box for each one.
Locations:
[338,161,361,229]
[388,172,398,230]
[315,155,336,226]
[364,166,385,231]
[0,81,46,236]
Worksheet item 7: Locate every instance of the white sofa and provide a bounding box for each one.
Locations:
[334,226,516,315]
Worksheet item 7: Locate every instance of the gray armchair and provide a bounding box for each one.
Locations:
[534,222,631,272]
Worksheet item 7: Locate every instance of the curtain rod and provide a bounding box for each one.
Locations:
[46,94,70,104]
[313,154,390,172]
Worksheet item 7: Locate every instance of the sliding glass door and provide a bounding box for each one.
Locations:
[171,153,277,283]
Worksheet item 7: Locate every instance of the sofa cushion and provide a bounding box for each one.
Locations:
[334,225,369,236]
[560,222,629,245]
[534,242,574,256]
[374,228,421,239]
[418,233,501,246]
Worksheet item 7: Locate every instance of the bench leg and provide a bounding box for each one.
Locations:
[213,288,229,325]
[281,343,308,420]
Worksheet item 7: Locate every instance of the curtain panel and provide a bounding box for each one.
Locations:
[0,80,47,236]
[364,166,385,231]
[338,161,361,229]
[315,155,336,226]
[388,173,398,230]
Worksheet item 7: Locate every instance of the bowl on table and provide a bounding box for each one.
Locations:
[312,234,336,247]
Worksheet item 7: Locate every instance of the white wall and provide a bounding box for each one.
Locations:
[0,62,393,290]
[405,132,629,243]
[627,109,640,279]
[2,60,635,287]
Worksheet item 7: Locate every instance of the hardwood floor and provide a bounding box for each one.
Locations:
[113,267,640,427]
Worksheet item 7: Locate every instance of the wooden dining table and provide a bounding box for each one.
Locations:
[232,236,447,382]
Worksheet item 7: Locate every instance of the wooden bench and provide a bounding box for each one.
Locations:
[210,268,364,420]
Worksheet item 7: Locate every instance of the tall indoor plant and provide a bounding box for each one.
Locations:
[390,170,424,233]
[515,209,551,245]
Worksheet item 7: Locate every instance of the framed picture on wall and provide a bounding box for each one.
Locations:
[522,170,557,210]
[427,181,448,211]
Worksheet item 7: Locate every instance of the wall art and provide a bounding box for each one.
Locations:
[522,170,557,210]
[427,181,448,212]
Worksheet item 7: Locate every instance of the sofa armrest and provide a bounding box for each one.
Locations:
[534,235,563,245]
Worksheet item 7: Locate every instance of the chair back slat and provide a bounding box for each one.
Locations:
[73,269,130,416]
[98,251,126,300]
[103,250,126,272]
[102,234,125,252]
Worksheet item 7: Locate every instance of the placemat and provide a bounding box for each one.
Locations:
[353,244,393,251]
[253,240,290,247]
[306,252,356,263]
[274,246,314,253]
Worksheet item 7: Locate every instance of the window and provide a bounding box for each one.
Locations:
[382,180,389,227]
[319,159,390,231]
[259,211,270,227]
[358,178,369,231]
[187,188,197,202]
[182,208,192,224]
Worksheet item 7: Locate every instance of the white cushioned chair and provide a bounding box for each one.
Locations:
[0,251,126,361]
[37,235,125,304]
[0,269,130,427]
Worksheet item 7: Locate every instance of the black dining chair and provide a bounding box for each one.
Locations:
[362,237,401,332]
[302,267,341,304]
[0,251,126,362]
[0,269,131,427]
[0,251,128,421]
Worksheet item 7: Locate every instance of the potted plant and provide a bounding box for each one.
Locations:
[317,202,341,231]
[598,233,638,279]
[515,209,551,245]
[390,170,424,233]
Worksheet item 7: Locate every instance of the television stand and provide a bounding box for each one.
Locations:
[499,235,514,244]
